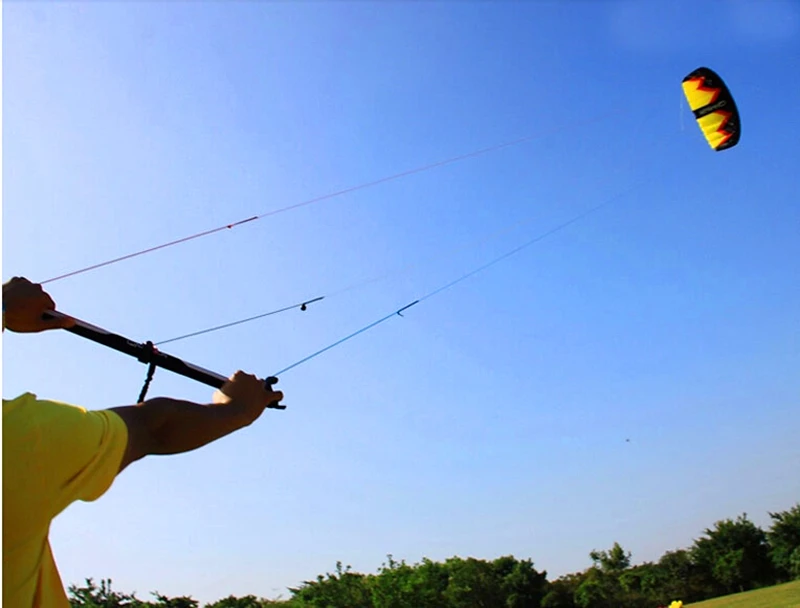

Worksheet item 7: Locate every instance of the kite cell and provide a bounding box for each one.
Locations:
[682,67,741,152]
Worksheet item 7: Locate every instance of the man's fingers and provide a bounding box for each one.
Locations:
[57,315,76,329]
[39,310,75,327]
[40,316,75,331]
[264,378,281,399]
[223,370,284,408]
[40,319,64,331]
[43,293,57,311]
[230,370,256,382]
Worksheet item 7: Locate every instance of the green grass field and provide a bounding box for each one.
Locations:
[686,580,800,608]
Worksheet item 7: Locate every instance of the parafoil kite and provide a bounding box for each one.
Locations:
[682,67,741,151]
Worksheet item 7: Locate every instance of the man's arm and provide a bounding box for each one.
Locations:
[110,371,283,472]
[1,277,283,471]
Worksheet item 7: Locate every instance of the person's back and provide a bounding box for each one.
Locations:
[2,277,284,606]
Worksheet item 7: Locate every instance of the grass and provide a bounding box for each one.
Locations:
[686,580,800,608]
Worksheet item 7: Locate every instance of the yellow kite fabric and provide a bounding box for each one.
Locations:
[682,67,741,151]
[3,393,128,607]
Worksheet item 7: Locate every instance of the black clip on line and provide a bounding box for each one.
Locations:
[43,311,285,410]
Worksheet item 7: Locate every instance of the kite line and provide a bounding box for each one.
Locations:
[152,176,637,347]
[44,179,640,401]
[269,183,640,377]
[41,111,618,286]
[155,296,325,346]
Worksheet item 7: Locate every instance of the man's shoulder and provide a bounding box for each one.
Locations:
[3,391,37,407]
[4,392,128,505]
[3,392,39,420]
[4,392,88,419]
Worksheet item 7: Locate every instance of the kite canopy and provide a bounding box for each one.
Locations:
[682,67,741,152]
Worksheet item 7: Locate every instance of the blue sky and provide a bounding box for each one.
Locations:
[3,0,799,603]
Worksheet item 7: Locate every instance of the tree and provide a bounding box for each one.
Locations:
[650,549,707,604]
[205,597,286,607]
[68,578,148,607]
[67,502,800,608]
[409,558,451,608]
[581,542,633,607]
[494,556,548,608]
[767,503,800,580]
[791,547,800,581]
[288,561,373,608]
[442,556,505,608]
[589,542,631,577]
[541,573,583,608]
[573,575,611,608]
[691,513,775,595]
[150,593,198,608]
[370,555,448,608]
[618,562,664,608]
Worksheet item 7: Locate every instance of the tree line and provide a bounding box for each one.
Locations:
[69,502,800,608]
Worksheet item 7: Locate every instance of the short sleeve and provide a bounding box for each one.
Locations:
[3,393,129,523]
[43,403,129,515]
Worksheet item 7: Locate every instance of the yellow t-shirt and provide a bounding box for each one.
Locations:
[3,393,128,607]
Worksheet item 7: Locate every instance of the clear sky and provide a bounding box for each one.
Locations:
[3,0,799,603]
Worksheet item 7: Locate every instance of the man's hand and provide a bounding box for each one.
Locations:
[213,371,284,425]
[2,277,75,333]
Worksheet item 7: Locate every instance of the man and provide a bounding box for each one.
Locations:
[2,277,284,607]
